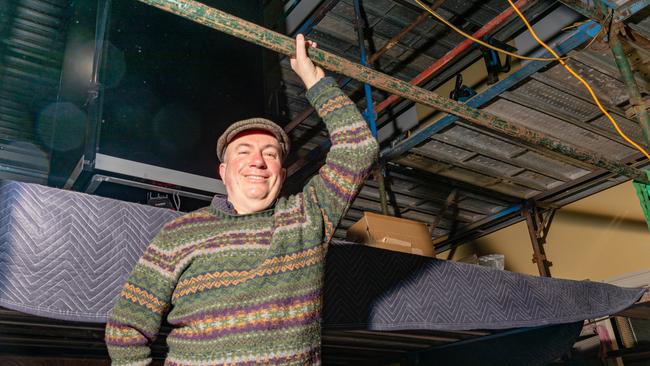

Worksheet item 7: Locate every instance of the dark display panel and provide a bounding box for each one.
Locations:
[99,0,266,178]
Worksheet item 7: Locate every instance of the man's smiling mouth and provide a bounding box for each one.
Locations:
[244,175,268,181]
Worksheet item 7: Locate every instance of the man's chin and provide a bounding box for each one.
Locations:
[243,195,275,208]
[243,190,270,201]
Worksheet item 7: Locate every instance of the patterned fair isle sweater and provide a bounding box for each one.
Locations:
[105,77,379,366]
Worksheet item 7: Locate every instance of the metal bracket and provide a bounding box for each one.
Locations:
[449,74,477,102]
[479,37,516,85]
[522,201,555,277]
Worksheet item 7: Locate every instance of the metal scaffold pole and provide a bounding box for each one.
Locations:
[586,0,650,231]
[608,22,650,230]
[134,0,649,184]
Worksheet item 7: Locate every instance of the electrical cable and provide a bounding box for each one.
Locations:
[413,0,649,159]
[413,0,565,62]
[506,0,650,160]
[173,192,181,211]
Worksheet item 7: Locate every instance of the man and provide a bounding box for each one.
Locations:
[106,34,378,365]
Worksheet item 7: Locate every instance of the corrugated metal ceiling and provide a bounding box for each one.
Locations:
[277,0,649,247]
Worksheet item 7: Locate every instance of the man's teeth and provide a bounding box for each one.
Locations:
[246,175,266,180]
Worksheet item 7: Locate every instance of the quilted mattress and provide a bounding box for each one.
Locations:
[0,180,644,329]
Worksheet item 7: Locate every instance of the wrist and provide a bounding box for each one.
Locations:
[303,76,322,90]
[305,77,338,105]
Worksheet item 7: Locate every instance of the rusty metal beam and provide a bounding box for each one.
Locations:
[134,0,649,184]
[522,203,553,277]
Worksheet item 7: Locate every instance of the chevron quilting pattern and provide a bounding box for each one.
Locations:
[323,241,644,330]
[0,180,643,329]
[0,180,181,322]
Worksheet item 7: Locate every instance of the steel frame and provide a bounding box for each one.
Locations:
[381,21,603,162]
[134,0,648,183]
[287,0,531,177]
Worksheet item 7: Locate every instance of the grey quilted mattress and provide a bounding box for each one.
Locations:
[0,180,644,329]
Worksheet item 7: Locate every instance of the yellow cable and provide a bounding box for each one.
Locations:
[506,0,650,160]
[413,0,563,62]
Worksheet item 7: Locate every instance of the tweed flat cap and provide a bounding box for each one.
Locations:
[216,118,290,162]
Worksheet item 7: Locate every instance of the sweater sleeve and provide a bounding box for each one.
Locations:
[105,227,178,365]
[303,77,379,241]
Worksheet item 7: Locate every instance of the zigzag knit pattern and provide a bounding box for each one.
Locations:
[105,77,379,366]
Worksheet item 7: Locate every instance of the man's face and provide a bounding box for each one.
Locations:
[219,130,286,214]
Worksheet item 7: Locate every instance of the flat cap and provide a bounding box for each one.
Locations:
[216,118,290,162]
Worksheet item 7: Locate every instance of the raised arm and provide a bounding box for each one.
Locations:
[291,35,379,241]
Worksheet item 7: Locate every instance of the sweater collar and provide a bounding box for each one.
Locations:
[211,195,237,215]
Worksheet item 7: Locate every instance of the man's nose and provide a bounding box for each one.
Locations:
[248,150,267,168]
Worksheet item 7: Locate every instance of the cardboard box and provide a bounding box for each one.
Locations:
[346,212,435,258]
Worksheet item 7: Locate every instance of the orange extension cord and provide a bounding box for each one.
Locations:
[506,0,650,160]
[415,0,650,160]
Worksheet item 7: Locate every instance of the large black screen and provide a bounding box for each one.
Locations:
[99,0,266,178]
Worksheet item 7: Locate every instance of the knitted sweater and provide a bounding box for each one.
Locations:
[105,77,378,366]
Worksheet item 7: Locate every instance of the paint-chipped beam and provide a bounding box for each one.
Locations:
[134,0,649,184]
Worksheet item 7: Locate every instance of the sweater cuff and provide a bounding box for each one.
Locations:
[305,76,338,106]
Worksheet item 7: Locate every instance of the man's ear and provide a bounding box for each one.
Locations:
[219,163,226,180]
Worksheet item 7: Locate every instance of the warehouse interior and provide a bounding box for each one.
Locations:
[0,0,649,364]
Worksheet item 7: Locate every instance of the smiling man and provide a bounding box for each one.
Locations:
[106,34,378,365]
[217,123,288,214]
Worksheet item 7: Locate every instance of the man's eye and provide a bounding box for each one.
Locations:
[264,152,277,158]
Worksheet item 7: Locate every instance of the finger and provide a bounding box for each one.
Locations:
[295,34,307,62]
